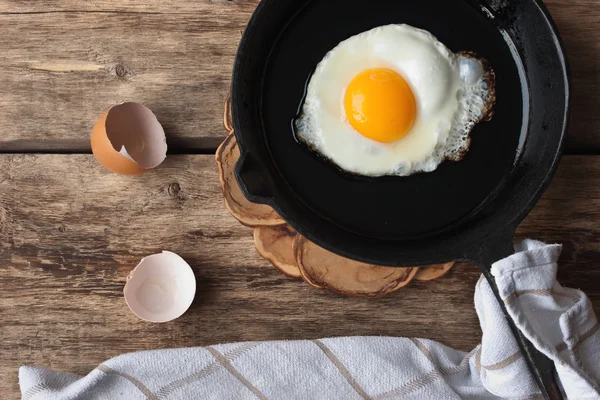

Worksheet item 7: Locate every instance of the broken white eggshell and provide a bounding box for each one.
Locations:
[91,102,167,175]
[124,251,196,323]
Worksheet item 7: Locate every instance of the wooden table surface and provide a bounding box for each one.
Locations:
[0,0,599,398]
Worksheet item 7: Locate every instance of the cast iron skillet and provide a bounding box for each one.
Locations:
[231,0,570,398]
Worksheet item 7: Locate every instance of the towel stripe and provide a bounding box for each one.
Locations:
[474,346,482,373]
[375,343,480,400]
[97,364,158,400]
[375,369,442,400]
[482,349,522,371]
[411,338,483,376]
[156,362,222,398]
[556,323,600,353]
[410,338,434,364]
[443,346,479,377]
[572,322,599,351]
[155,342,260,398]
[207,346,269,400]
[410,338,479,377]
[313,339,372,400]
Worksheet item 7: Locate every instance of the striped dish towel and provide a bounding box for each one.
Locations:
[19,240,600,399]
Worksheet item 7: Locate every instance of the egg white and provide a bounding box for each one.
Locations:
[295,24,494,176]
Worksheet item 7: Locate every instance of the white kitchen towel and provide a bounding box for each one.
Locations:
[19,240,600,399]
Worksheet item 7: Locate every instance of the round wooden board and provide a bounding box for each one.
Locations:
[254,224,301,279]
[293,235,418,297]
[215,134,285,227]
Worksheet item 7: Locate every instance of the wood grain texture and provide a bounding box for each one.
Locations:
[544,0,600,152]
[1,154,599,397]
[0,3,258,151]
[0,0,598,151]
[0,0,258,13]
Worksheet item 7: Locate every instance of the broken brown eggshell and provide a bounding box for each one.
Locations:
[254,224,301,279]
[414,262,454,281]
[91,102,167,175]
[293,235,418,297]
[216,133,285,227]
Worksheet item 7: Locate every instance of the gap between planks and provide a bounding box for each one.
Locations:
[1,145,598,156]
[0,137,224,154]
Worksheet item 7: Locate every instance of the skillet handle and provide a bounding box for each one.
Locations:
[235,152,274,203]
[468,237,565,400]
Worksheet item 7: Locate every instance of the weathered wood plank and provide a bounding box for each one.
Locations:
[0,0,598,151]
[546,0,600,152]
[0,0,258,13]
[0,155,599,397]
[0,10,254,151]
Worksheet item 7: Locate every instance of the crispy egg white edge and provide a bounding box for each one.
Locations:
[295,24,494,177]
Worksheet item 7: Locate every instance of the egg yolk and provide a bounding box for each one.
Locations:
[344,68,416,143]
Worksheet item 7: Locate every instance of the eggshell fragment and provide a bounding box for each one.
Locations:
[254,224,301,278]
[414,262,454,281]
[216,133,285,227]
[124,251,196,323]
[293,235,418,297]
[91,102,167,175]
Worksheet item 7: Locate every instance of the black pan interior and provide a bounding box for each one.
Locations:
[233,0,568,265]
[261,0,526,240]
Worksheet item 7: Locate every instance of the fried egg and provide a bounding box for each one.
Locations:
[294,24,495,177]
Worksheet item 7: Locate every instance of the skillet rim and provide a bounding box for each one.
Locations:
[231,0,570,266]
